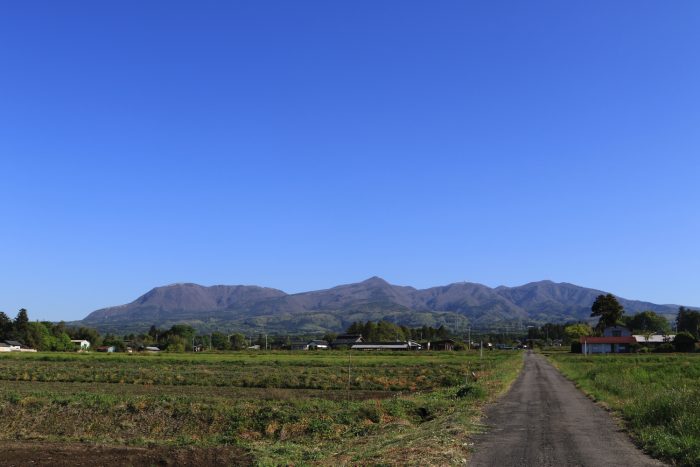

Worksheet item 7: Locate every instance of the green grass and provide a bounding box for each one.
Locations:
[0,351,523,465]
[547,353,700,466]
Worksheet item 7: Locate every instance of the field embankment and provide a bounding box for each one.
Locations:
[547,353,700,466]
[0,351,522,465]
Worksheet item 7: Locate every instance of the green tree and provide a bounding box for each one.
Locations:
[676,307,700,339]
[211,332,231,350]
[13,308,30,343]
[229,333,247,350]
[165,334,186,352]
[0,312,12,340]
[25,322,53,350]
[102,334,127,352]
[564,323,593,340]
[591,294,624,331]
[628,311,671,334]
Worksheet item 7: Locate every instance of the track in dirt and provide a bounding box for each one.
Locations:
[0,442,252,467]
[469,352,665,467]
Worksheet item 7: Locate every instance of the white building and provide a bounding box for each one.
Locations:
[71,339,91,350]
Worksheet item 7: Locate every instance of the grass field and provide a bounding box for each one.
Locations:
[0,350,523,465]
[547,353,700,466]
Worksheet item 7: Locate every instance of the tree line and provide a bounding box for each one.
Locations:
[343,320,450,342]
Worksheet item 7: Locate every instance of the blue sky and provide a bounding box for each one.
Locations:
[1,1,698,321]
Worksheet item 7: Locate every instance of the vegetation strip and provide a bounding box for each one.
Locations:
[547,353,700,466]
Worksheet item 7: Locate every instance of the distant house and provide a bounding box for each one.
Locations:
[331,334,363,348]
[144,346,160,352]
[428,339,456,351]
[4,341,23,351]
[3,340,36,352]
[0,342,12,352]
[290,340,329,351]
[351,340,422,351]
[71,339,90,351]
[580,326,636,354]
[96,345,115,353]
[308,340,328,350]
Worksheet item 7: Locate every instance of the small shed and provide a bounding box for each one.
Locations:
[96,345,115,353]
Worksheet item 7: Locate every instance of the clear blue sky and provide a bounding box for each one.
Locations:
[1,1,698,322]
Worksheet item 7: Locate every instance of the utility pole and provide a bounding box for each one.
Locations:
[265,334,268,351]
[347,351,352,401]
[468,327,471,351]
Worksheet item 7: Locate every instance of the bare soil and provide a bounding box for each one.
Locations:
[0,441,252,466]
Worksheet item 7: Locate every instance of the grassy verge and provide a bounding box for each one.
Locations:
[547,353,700,466]
[0,351,522,465]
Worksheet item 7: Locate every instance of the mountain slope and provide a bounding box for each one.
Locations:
[78,278,686,334]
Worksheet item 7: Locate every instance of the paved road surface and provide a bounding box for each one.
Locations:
[469,352,665,467]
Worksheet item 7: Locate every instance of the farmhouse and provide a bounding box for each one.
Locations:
[580,326,635,354]
[0,342,11,352]
[4,341,22,351]
[351,340,422,351]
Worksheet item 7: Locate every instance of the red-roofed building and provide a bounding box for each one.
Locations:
[580,326,636,354]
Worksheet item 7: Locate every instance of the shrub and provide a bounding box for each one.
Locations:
[455,383,486,399]
[673,332,696,353]
[654,343,675,353]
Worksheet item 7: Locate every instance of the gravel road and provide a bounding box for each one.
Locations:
[468,351,665,467]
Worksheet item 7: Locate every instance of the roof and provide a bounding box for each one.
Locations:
[579,336,637,344]
[308,340,328,345]
[0,342,10,347]
[351,341,422,350]
[333,335,363,344]
[5,341,22,346]
[634,334,675,343]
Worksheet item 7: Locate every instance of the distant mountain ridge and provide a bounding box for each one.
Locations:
[76,277,687,334]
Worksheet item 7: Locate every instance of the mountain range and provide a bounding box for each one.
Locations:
[75,277,687,334]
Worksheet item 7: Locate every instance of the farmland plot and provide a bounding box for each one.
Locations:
[0,351,522,465]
